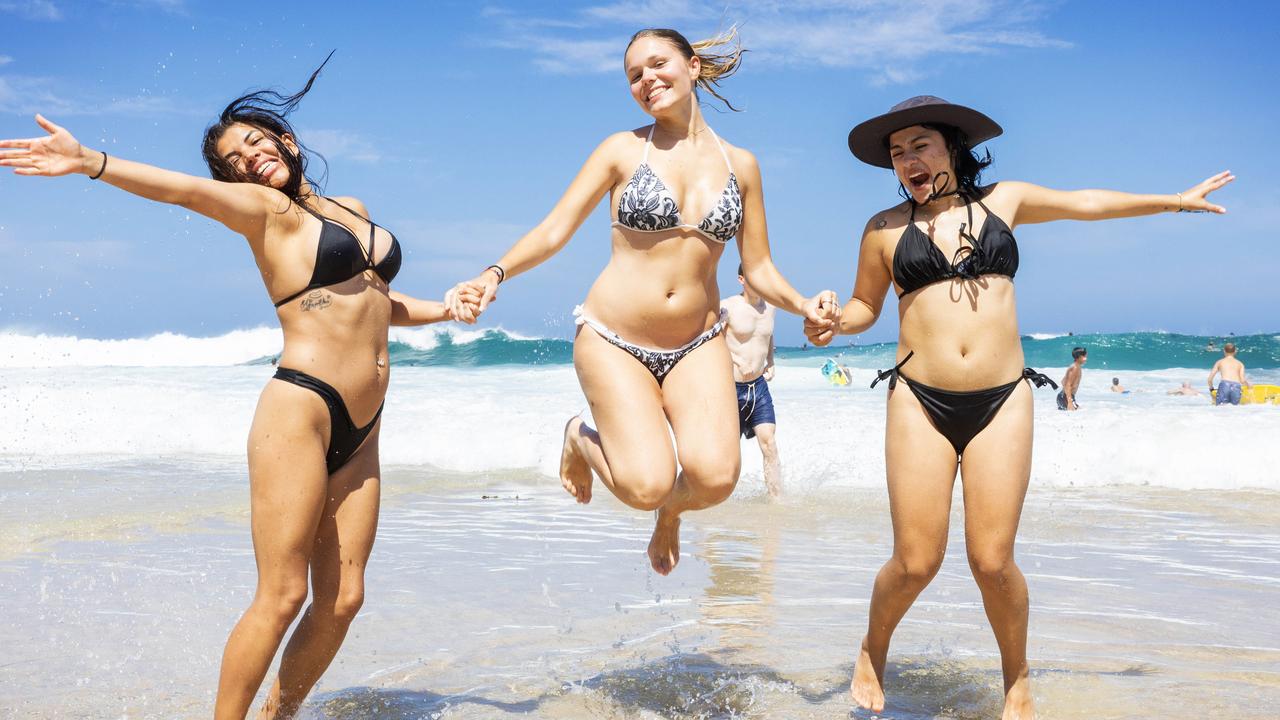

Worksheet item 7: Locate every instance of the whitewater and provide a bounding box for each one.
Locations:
[1,327,1276,490]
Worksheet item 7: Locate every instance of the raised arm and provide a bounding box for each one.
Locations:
[446,133,624,321]
[0,115,278,238]
[808,216,893,347]
[1002,171,1234,227]
[735,150,838,324]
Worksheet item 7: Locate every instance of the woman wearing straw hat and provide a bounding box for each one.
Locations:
[807,95,1232,717]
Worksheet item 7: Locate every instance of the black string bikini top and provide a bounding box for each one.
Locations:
[892,179,1018,298]
[272,198,402,308]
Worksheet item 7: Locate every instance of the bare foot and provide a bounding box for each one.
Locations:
[647,507,681,575]
[1001,674,1036,720]
[559,415,592,504]
[850,636,886,712]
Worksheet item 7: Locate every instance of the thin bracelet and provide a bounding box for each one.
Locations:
[88,151,108,180]
[484,264,506,283]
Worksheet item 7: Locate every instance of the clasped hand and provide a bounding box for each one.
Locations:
[803,291,841,347]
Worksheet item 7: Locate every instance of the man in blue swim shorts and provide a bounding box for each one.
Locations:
[723,265,781,497]
[1209,342,1250,405]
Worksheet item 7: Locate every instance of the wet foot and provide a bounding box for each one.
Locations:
[559,415,592,504]
[850,636,886,712]
[1001,675,1036,720]
[647,507,681,575]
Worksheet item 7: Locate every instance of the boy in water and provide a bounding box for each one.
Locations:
[1057,347,1087,410]
[1208,343,1250,405]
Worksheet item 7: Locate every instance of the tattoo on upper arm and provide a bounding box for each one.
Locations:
[300,291,332,312]
[875,218,887,229]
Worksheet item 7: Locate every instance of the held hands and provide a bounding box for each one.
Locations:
[1178,171,1235,214]
[0,115,98,177]
[802,290,841,347]
[443,268,502,324]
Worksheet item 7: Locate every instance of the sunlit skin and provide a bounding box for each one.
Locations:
[805,121,1232,719]
[444,34,836,576]
[0,113,473,720]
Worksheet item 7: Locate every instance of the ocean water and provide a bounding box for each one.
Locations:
[1,327,1278,718]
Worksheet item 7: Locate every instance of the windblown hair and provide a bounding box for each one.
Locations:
[627,27,745,111]
[1072,347,1088,360]
[200,51,333,203]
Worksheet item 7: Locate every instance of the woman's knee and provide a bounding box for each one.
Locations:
[891,547,946,587]
[329,583,365,625]
[967,547,1017,585]
[254,578,310,627]
[682,458,741,504]
[612,470,675,510]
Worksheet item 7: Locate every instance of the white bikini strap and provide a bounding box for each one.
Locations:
[642,124,656,164]
[707,127,733,172]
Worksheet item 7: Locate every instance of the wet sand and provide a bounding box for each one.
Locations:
[1,464,1278,719]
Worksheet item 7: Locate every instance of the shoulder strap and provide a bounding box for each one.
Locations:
[641,124,656,164]
[706,127,733,172]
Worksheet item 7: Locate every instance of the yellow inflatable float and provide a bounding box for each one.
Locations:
[1211,383,1280,405]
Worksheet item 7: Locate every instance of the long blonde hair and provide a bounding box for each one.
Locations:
[627,27,745,111]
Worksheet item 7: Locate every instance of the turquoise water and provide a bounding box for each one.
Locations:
[248,331,1280,370]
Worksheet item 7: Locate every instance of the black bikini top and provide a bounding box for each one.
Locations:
[272,198,402,308]
[892,186,1018,298]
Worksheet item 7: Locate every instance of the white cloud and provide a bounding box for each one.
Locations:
[0,56,13,66]
[0,75,199,117]
[301,129,383,164]
[0,1,61,20]
[482,0,1071,84]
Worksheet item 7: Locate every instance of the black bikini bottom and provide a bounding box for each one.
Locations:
[872,352,1058,456]
[273,367,383,475]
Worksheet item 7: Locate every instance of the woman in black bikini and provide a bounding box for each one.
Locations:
[0,61,465,718]
[807,95,1232,719]
[446,28,836,575]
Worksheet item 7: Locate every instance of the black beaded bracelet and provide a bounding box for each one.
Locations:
[484,264,506,283]
[88,151,108,180]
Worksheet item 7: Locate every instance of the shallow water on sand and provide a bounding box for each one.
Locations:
[1,464,1277,719]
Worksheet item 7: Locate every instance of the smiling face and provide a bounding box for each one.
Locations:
[214,122,297,189]
[888,125,955,203]
[624,36,699,116]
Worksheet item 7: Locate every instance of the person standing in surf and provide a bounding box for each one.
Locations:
[806,95,1232,718]
[1058,346,1088,410]
[722,263,783,498]
[0,59,473,718]
[446,28,836,575]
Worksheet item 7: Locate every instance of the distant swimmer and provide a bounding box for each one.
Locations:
[1209,343,1250,405]
[1057,347,1087,410]
[1167,382,1203,396]
[1205,341,1217,352]
[1110,377,1128,393]
[722,264,782,499]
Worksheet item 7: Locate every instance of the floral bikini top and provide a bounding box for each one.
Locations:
[612,124,743,244]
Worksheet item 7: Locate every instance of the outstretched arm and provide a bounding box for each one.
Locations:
[808,217,892,347]
[446,134,623,322]
[735,150,839,327]
[1004,171,1234,226]
[389,291,453,326]
[0,115,280,238]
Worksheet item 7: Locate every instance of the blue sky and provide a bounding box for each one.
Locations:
[1,0,1276,345]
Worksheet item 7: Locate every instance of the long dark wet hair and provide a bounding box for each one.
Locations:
[895,121,995,201]
[201,52,333,203]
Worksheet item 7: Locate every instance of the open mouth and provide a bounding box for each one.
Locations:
[647,87,667,104]
[255,160,278,181]
[907,171,930,191]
